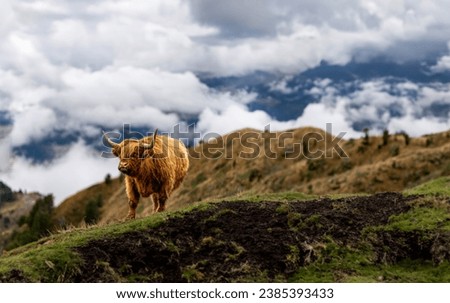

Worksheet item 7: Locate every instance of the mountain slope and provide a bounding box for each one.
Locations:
[0,191,42,252]
[1,180,450,282]
[53,177,122,226]
[54,127,450,226]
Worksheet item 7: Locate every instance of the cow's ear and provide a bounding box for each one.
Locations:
[141,148,155,158]
[137,145,153,158]
[139,144,154,159]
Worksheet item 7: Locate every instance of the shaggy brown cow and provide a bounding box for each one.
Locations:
[103,129,189,219]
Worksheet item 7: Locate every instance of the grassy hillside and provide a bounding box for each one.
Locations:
[53,177,122,226]
[0,192,42,252]
[54,127,450,226]
[1,178,449,282]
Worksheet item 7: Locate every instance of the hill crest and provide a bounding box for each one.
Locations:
[54,126,450,226]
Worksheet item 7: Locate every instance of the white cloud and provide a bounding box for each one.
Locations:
[1,140,117,204]
[431,56,450,73]
[46,19,113,68]
[0,1,16,38]
[196,100,361,138]
[269,76,295,94]
[55,66,224,113]
[0,128,12,171]
[15,0,68,16]
[2,0,450,79]
[388,115,450,137]
[188,0,450,72]
[10,106,57,146]
[48,66,256,129]
[1,64,257,147]
[302,78,450,136]
[292,102,361,138]
[2,0,450,77]
[431,42,450,73]
[197,104,272,135]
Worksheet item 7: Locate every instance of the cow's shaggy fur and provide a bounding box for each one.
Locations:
[104,130,189,219]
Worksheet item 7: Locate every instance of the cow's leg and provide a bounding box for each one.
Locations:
[158,197,167,212]
[156,191,168,213]
[125,177,140,219]
[151,192,168,213]
[151,193,160,213]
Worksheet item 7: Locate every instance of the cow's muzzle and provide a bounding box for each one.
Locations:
[118,163,130,175]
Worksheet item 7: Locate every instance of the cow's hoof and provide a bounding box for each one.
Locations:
[125,213,136,220]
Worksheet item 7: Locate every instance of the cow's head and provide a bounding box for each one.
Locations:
[103,129,158,177]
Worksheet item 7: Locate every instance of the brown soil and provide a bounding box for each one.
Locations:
[0,269,31,282]
[74,192,433,282]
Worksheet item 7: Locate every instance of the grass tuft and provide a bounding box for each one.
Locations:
[0,205,207,282]
[404,176,450,196]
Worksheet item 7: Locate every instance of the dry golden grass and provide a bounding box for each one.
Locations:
[54,127,450,226]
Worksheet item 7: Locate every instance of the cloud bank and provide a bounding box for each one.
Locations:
[2,140,116,203]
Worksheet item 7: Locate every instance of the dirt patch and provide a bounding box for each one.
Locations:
[73,192,445,282]
[0,269,31,283]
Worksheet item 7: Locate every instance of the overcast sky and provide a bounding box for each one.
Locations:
[1,0,450,203]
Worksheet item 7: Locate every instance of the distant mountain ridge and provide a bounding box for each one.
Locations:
[201,59,450,122]
[5,59,450,163]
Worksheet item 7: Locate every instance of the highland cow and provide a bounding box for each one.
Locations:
[103,129,189,219]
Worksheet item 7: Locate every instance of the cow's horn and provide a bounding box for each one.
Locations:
[102,131,119,148]
[142,128,158,150]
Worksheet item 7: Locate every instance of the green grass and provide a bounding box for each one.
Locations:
[293,257,450,283]
[0,242,82,282]
[323,192,370,199]
[289,241,375,282]
[295,259,450,283]
[290,192,450,283]
[289,240,450,283]
[404,176,450,196]
[218,191,317,202]
[0,203,211,282]
[382,207,450,232]
[204,191,370,205]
